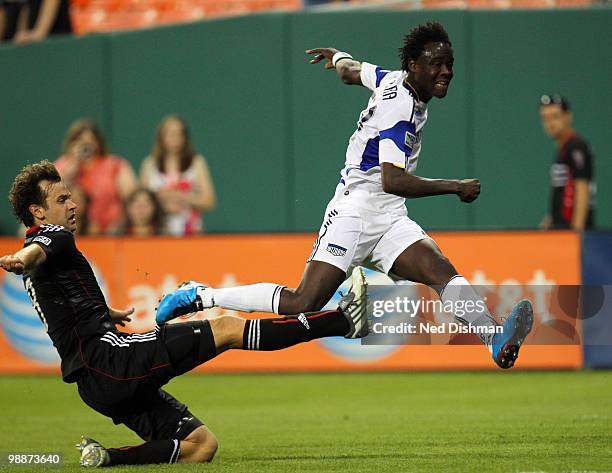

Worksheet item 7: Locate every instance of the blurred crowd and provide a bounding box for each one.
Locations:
[43,115,216,237]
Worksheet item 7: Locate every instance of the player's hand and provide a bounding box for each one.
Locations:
[108,306,134,327]
[306,48,339,69]
[457,179,481,203]
[0,255,25,275]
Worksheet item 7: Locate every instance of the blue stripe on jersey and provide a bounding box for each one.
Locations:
[379,121,416,155]
[375,67,390,87]
[360,137,380,171]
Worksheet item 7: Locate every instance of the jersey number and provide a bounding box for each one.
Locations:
[357,105,377,131]
[24,277,48,332]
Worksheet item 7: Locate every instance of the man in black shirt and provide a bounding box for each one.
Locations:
[0,161,368,467]
[539,94,595,230]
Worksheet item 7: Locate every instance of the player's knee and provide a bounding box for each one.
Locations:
[424,253,457,286]
[185,427,219,463]
[432,255,457,283]
[209,315,244,348]
[196,433,218,462]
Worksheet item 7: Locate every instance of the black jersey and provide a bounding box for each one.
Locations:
[23,224,112,382]
[549,133,595,229]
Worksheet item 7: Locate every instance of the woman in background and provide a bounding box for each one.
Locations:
[55,119,137,235]
[121,188,165,237]
[140,115,216,236]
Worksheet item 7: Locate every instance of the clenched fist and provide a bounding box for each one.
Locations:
[0,255,25,275]
[457,179,481,203]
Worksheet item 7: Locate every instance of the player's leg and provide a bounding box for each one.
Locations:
[156,261,346,323]
[156,205,362,324]
[161,268,368,373]
[391,239,500,346]
[375,220,532,368]
[77,381,218,466]
[178,425,218,463]
[78,428,217,466]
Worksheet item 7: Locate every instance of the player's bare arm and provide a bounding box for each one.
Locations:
[0,243,47,275]
[306,47,363,86]
[381,162,480,202]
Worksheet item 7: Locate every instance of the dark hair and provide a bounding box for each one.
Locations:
[399,22,452,71]
[152,115,197,174]
[539,94,570,112]
[9,160,61,227]
[63,118,108,156]
[125,188,165,235]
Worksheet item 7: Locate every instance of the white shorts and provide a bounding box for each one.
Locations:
[307,198,432,277]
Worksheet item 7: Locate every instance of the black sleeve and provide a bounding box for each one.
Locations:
[567,139,593,180]
[30,229,75,259]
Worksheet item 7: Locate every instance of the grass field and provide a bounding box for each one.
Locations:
[1,371,611,473]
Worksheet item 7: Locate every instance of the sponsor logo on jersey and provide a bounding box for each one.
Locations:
[32,236,52,247]
[405,131,419,150]
[326,243,347,257]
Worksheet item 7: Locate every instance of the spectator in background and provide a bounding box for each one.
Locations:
[539,94,596,231]
[120,188,165,237]
[56,119,137,235]
[140,115,216,236]
[0,0,71,44]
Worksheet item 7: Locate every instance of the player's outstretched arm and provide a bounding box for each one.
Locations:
[0,244,46,275]
[306,47,363,86]
[381,163,480,202]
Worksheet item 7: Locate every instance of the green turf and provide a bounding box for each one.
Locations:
[0,371,611,473]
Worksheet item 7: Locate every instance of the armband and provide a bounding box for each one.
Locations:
[332,51,353,68]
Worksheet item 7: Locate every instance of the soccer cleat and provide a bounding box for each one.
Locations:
[339,267,369,339]
[76,437,110,468]
[491,300,534,369]
[156,281,209,324]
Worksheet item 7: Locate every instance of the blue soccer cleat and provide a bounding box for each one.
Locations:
[156,281,208,324]
[491,299,534,369]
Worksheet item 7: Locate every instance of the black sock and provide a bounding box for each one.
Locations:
[243,310,349,350]
[107,439,180,465]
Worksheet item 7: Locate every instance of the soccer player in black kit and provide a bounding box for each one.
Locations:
[0,161,368,467]
[539,94,595,230]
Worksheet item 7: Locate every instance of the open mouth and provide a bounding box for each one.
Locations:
[434,80,449,89]
[68,215,76,224]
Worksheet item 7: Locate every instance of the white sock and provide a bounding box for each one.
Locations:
[204,283,284,314]
[440,275,497,352]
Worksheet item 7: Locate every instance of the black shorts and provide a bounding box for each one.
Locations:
[76,321,216,441]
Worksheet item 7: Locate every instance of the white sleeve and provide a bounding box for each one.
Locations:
[360,62,391,92]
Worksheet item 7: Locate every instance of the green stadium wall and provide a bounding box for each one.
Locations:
[1,8,610,234]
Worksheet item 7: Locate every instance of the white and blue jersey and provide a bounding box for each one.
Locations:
[336,62,428,214]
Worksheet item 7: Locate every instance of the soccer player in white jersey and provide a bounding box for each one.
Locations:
[158,22,533,369]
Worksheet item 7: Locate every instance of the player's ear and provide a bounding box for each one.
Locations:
[408,58,418,73]
[29,204,46,222]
